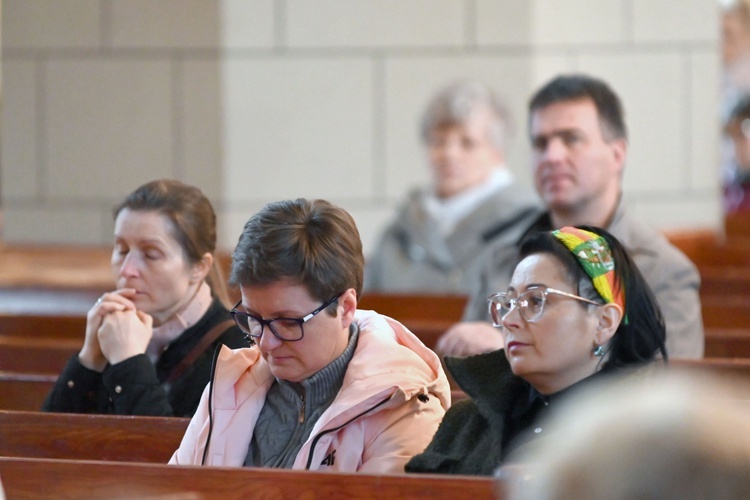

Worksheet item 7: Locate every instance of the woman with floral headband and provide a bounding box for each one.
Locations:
[405,225,668,476]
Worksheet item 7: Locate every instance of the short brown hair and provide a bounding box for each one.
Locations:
[229,199,364,307]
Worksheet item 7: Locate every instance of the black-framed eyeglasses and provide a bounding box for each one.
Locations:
[488,286,602,325]
[230,293,342,342]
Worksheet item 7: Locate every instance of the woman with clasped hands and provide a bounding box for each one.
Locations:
[405,226,668,475]
[42,179,246,417]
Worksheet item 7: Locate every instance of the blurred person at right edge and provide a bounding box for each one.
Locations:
[497,371,750,499]
[721,1,750,213]
[436,74,704,360]
[723,94,750,212]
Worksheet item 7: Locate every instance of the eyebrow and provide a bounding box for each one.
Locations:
[114,236,169,248]
[241,305,305,319]
[532,126,586,140]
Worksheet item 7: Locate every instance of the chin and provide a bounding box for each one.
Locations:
[507,357,532,377]
[133,298,159,317]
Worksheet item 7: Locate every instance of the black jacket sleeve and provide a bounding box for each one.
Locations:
[41,354,103,413]
[102,354,172,416]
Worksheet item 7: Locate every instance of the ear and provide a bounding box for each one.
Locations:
[609,138,627,176]
[594,302,623,345]
[339,288,358,329]
[190,252,213,284]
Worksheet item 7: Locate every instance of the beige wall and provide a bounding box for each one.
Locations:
[1,0,721,256]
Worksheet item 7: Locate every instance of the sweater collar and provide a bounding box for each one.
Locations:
[277,323,360,413]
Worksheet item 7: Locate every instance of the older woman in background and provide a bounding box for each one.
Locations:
[406,226,667,475]
[364,79,541,297]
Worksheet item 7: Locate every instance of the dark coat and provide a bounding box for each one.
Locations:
[42,298,247,417]
[405,349,617,476]
[405,349,529,476]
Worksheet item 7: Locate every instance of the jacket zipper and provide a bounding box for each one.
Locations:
[298,391,306,424]
[304,394,391,469]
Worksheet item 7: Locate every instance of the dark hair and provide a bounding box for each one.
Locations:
[229,199,364,312]
[113,179,229,306]
[529,74,627,141]
[518,225,667,370]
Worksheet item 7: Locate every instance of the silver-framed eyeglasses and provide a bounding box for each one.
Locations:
[488,286,602,325]
[230,293,342,342]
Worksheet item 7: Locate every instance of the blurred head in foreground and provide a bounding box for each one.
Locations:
[499,371,750,500]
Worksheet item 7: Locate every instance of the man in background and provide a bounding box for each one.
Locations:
[437,74,704,359]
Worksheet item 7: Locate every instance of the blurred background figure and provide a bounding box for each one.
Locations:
[364,80,541,295]
[500,372,750,500]
[722,0,750,118]
[721,1,750,213]
[723,94,750,212]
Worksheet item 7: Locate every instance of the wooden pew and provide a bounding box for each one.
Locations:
[701,296,750,329]
[0,371,56,411]
[0,335,78,373]
[359,292,468,322]
[0,457,497,499]
[699,267,750,297]
[359,293,467,349]
[663,227,720,265]
[725,210,750,241]
[0,410,189,463]
[705,328,750,358]
[0,312,86,339]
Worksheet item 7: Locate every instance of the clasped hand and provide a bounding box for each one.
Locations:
[78,289,154,371]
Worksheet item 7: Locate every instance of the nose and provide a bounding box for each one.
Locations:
[118,252,140,279]
[501,301,523,330]
[258,325,283,351]
[540,137,567,164]
[432,137,462,164]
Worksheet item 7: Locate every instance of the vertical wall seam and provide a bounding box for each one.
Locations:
[466,0,478,49]
[372,54,386,200]
[172,54,184,179]
[275,0,287,50]
[36,55,47,202]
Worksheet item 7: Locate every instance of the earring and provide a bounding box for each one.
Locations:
[593,345,605,357]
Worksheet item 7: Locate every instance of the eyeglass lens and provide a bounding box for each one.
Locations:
[489,289,546,324]
[235,316,303,341]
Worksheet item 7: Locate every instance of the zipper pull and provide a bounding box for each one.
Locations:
[298,391,306,424]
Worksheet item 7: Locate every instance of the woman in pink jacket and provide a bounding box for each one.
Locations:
[170,198,450,473]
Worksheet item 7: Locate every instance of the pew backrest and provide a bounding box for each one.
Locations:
[0,371,56,411]
[359,293,467,323]
[0,335,79,373]
[0,457,497,499]
[0,410,189,463]
[0,313,86,339]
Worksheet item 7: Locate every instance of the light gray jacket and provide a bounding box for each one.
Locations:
[364,182,542,295]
